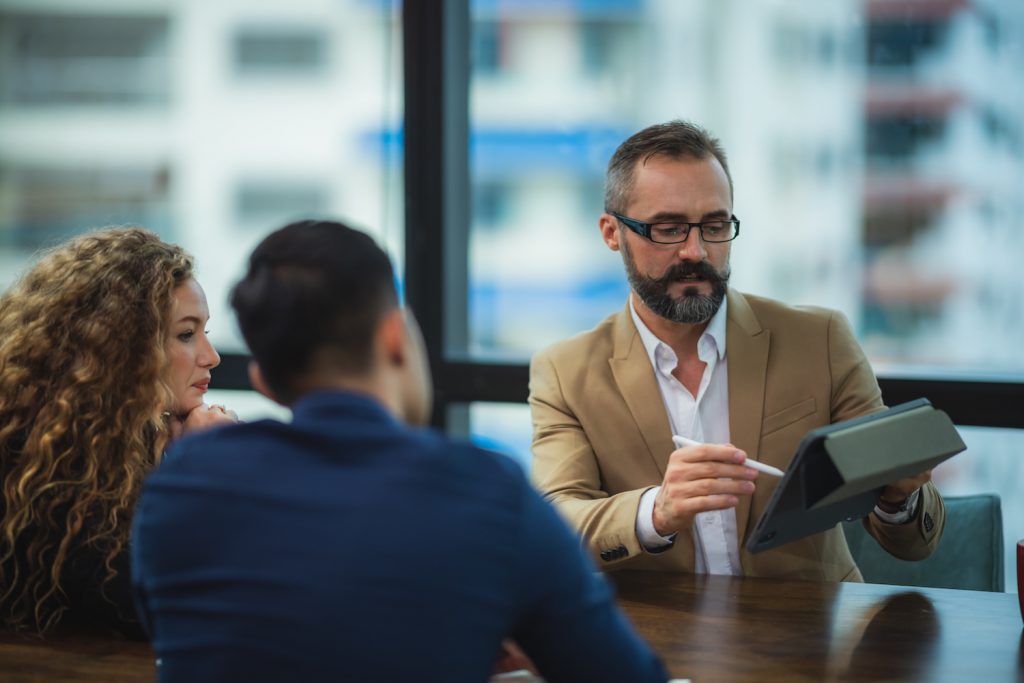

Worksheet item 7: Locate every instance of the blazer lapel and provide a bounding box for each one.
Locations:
[726,290,771,552]
[607,303,675,477]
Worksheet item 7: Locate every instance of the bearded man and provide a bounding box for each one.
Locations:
[528,120,944,580]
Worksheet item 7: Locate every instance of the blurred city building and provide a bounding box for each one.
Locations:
[0,0,402,353]
[470,0,867,355]
[467,0,1024,374]
[861,0,1024,369]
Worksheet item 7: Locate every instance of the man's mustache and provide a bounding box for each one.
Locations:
[653,260,726,288]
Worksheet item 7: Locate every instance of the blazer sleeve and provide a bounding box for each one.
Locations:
[826,310,945,560]
[529,348,654,567]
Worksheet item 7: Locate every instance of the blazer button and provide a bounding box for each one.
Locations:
[600,550,612,561]
[923,512,934,533]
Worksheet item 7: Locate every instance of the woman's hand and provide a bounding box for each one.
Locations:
[180,403,240,436]
[492,640,539,677]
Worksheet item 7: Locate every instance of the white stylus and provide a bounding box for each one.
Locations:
[672,435,785,478]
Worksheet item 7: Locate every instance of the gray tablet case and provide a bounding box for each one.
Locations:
[746,398,966,554]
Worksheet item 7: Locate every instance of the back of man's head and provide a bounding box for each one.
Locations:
[230,219,398,404]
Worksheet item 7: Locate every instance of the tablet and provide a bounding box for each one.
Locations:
[745,398,965,554]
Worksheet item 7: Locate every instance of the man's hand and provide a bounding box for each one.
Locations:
[879,469,932,510]
[180,403,240,436]
[652,442,759,537]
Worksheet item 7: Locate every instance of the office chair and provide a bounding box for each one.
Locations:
[843,493,1004,592]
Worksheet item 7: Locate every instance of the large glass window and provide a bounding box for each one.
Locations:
[466,0,1024,375]
[0,1,403,359]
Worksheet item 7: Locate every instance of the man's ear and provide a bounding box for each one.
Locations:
[376,308,407,368]
[248,361,285,406]
[599,213,621,252]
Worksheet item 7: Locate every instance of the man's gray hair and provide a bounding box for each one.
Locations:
[604,120,733,214]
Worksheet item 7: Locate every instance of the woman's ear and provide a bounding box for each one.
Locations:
[248,361,285,406]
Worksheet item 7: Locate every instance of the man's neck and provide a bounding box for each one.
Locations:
[291,374,402,421]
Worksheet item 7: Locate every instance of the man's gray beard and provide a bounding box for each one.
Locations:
[636,285,724,324]
[622,241,729,325]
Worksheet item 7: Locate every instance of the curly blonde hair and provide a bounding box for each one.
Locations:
[0,227,193,634]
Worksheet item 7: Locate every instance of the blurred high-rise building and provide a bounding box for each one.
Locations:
[0,0,402,353]
[862,0,1024,370]
[468,0,865,354]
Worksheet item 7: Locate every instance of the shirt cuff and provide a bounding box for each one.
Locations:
[636,486,676,550]
[873,488,921,525]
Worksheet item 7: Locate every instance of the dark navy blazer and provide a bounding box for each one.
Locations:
[132,390,666,682]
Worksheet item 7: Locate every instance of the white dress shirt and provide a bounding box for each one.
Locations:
[630,297,742,575]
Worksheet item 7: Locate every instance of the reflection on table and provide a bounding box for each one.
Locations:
[0,629,153,682]
[612,570,1024,683]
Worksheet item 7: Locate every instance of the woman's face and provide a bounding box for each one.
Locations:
[164,278,221,416]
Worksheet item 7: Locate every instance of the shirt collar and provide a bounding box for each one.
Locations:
[290,388,401,428]
[629,293,729,365]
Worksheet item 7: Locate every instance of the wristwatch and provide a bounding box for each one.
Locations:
[876,495,911,514]
[874,489,921,524]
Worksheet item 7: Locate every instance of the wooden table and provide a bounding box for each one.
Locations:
[0,631,153,682]
[612,571,1024,683]
[1,574,1020,682]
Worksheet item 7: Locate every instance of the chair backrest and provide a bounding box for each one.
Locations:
[843,493,1004,592]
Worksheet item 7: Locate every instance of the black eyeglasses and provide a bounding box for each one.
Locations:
[613,212,741,244]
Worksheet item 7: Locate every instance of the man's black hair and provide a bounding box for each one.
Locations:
[230,219,398,402]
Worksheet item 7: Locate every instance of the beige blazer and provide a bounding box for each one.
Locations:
[529,289,944,582]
